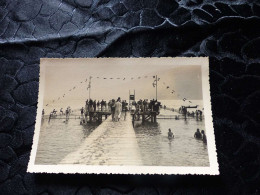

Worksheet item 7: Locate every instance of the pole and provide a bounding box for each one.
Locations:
[156,75,157,100]
[88,76,92,100]
[129,90,130,111]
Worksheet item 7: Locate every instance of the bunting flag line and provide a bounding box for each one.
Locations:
[47,74,192,108]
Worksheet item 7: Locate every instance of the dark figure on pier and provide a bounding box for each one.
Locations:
[101,99,105,111]
[183,107,187,120]
[179,107,182,114]
[201,130,207,144]
[111,99,116,121]
[143,100,148,111]
[191,111,195,118]
[154,102,161,113]
[148,100,152,110]
[80,107,84,116]
[65,109,69,120]
[60,108,63,115]
[122,100,128,120]
[194,129,202,139]
[104,101,107,111]
[52,109,57,115]
[97,101,100,111]
[89,99,94,112]
[49,112,53,122]
[195,110,199,120]
[42,109,45,116]
[199,110,203,120]
[168,128,174,139]
[93,100,96,112]
[89,99,93,106]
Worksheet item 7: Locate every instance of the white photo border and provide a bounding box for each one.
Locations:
[27,57,219,175]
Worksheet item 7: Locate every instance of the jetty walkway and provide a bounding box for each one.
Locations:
[60,113,142,166]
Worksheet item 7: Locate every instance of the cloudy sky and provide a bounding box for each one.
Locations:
[41,58,203,106]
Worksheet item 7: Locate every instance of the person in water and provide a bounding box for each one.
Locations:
[168,128,174,139]
[194,128,202,139]
[201,130,207,143]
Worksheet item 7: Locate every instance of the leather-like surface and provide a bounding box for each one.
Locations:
[0,0,259,194]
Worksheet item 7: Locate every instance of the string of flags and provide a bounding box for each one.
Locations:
[46,75,192,106]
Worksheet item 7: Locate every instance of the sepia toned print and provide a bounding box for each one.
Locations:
[28,57,219,175]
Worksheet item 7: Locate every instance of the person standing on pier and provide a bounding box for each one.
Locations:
[111,99,115,121]
[80,107,84,116]
[101,99,104,111]
[114,97,122,121]
[93,100,97,112]
[97,101,100,111]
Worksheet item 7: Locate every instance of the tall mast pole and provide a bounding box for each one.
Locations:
[156,75,157,100]
[88,76,92,100]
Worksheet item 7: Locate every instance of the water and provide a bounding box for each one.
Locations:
[35,117,98,164]
[35,100,209,166]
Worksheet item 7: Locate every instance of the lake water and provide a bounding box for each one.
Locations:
[35,100,209,166]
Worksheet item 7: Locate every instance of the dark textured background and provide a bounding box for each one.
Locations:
[0,0,259,194]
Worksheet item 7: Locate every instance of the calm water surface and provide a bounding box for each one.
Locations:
[36,100,209,166]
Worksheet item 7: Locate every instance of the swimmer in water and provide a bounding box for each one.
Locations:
[194,128,202,139]
[168,128,174,139]
[201,130,207,144]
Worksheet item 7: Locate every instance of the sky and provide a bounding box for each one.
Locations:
[41,58,203,106]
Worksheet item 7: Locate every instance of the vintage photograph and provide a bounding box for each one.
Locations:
[28,57,218,175]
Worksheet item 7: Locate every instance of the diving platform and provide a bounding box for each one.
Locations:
[60,113,142,165]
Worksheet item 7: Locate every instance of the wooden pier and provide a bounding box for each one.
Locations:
[131,111,159,126]
[60,113,142,165]
[87,111,111,123]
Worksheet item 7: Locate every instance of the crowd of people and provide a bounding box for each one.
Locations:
[131,99,161,113]
[178,106,203,120]
[83,99,128,113]
[81,97,128,122]
[42,106,72,122]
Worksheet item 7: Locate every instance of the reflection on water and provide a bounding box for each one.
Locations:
[35,117,98,164]
[36,100,209,166]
